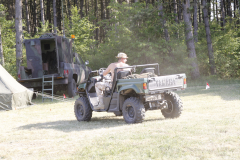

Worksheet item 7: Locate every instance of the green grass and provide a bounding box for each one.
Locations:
[0,82,239,160]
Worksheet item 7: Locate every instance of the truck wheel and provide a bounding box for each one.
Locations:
[74,97,92,121]
[122,97,145,123]
[161,92,183,118]
[113,111,122,116]
[68,79,77,98]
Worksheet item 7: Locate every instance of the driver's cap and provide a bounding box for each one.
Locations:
[116,52,128,59]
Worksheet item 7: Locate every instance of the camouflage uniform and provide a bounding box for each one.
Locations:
[95,80,112,109]
[94,52,129,110]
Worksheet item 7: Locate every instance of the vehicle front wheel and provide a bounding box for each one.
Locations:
[161,92,183,118]
[122,97,145,123]
[68,79,77,98]
[74,97,92,121]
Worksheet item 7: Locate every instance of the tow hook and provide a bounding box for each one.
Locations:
[158,100,168,110]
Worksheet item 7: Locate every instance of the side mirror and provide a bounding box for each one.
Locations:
[85,60,89,65]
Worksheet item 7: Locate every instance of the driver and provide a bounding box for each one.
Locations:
[95,52,129,110]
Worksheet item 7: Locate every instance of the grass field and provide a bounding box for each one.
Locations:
[0,82,239,160]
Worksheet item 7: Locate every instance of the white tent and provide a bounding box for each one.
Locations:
[0,64,33,110]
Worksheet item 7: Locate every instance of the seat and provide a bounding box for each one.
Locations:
[140,68,155,74]
[107,70,131,94]
[117,70,131,79]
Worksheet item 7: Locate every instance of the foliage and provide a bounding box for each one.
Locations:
[196,19,240,78]
[64,6,96,61]
[1,2,240,80]
[86,2,191,77]
[0,4,16,77]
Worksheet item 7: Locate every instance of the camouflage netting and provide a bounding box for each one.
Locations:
[124,72,157,79]
[0,64,33,110]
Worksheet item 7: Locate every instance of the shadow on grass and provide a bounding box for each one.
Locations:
[17,115,165,132]
[177,84,240,101]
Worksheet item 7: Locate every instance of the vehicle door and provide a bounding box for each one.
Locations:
[24,39,43,78]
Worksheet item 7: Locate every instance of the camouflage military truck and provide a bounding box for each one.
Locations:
[74,63,187,124]
[17,33,90,97]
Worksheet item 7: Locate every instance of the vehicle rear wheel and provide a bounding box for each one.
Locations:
[161,92,183,118]
[122,97,145,123]
[74,97,92,121]
[68,79,77,98]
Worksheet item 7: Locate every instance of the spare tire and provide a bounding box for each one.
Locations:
[68,79,77,98]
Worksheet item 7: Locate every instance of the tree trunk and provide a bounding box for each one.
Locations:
[221,0,225,28]
[182,0,200,79]
[95,0,99,41]
[46,0,51,31]
[146,0,149,8]
[33,0,37,34]
[85,0,88,16]
[74,0,78,7]
[202,0,216,75]
[173,0,178,23]
[7,0,12,19]
[216,0,218,22]
[158,1,169,41]
[57,0,61,31]
[227,0,232,22]
[198,0,201,23]
[40,0,45,25]
[106,0,110,19]
[0,25,4,66]
[193,0,198,42]
[178,0,182,22]
[234,0,236,18]
[100,0,104,42]
[80,0,84,17]
[67,0,72,27]
[24,0,30,33]
[15,0,23,75]
[53,0,57,33]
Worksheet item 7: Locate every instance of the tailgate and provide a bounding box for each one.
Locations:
[148,73,186,91]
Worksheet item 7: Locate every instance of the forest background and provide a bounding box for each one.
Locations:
[0,0,239,81]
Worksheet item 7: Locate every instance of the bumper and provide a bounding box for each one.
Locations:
[18,77,68,88]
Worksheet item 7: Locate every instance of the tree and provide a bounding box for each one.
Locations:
[15,0,23,75]
[53,0,57,33]
[40,0,45,25]
[80,0,84,18]
[221,0,226,28]
[24,0,30,33]
[193,0,198,42]
[202,0,216,75]
[158,1,169,41]
[182,0,200,79]
[0,9,4,66]
[0,25,3,66]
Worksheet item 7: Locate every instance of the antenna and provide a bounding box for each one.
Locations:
[61,0,65,38]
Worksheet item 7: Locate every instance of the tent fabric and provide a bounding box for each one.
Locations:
[0,64,33,110]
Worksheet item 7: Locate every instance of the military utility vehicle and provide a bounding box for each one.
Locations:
[74,63,187,124]
[17,33,90,97]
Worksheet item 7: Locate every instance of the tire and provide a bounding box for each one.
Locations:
[74,97,92,121]
[113,111,122,116]
[122,97,145,123]
[161,92,183,118]
[68,79,77,98]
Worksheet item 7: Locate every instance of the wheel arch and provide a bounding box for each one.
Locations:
[118,88,139,111]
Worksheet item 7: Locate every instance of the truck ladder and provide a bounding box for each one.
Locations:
[42,75,54,102]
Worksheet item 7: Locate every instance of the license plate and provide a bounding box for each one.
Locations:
[145,94,161,101]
